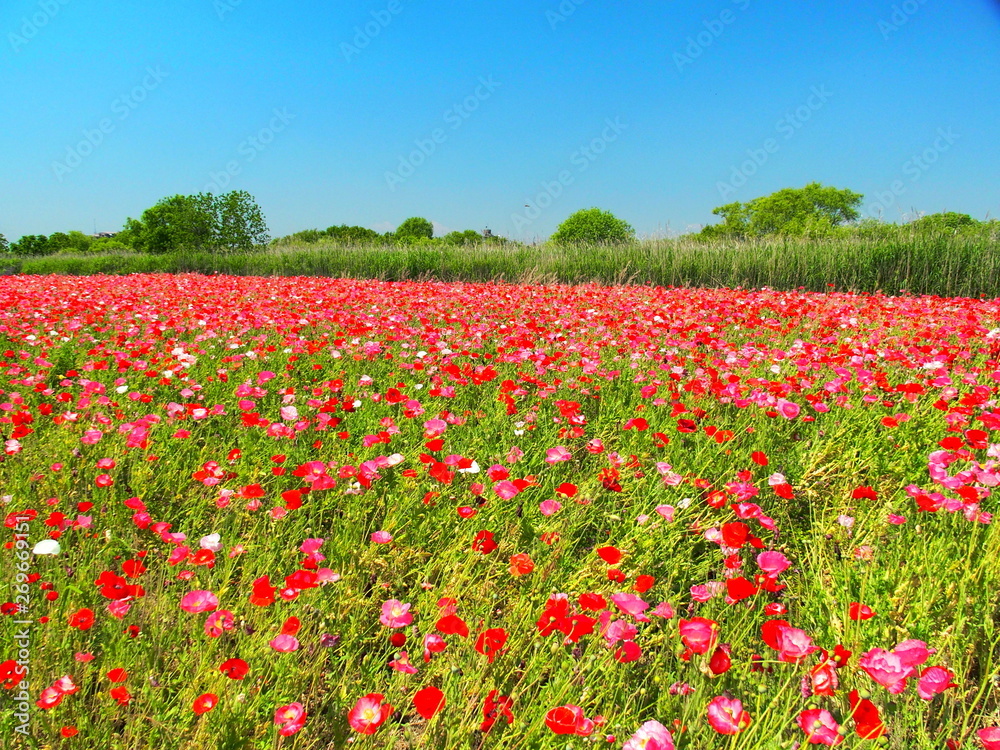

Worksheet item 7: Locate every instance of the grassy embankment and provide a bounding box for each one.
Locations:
[9,231,1000,297]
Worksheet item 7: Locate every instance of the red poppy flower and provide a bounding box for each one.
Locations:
[249,575,275,607]
[481,690,513,733]
[596,545,622,564]
[848,689,886,738]
[474,628,508,663]
[509,553,534,576]
[849,603,876,621]
[436,614,469,638]
[412,685,445,720]
[472,530,497,554]
[545,704,594,736]
[193,693,218,715]
[68,608,95,630]
[219,658,249,680]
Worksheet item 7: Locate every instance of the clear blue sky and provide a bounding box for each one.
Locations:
[2,0,999,242]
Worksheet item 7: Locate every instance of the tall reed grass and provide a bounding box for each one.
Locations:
[11,231,1000,296]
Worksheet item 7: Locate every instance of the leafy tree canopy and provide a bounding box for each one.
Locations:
[443,230,483,245]
[702,183,863,238]
[121,191,269,254]
[394,217,434,242]
[10,235,51,256]
[551,208,635,245]
[909,212,980,233]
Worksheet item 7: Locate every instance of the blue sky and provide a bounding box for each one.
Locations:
[2,0,998,242]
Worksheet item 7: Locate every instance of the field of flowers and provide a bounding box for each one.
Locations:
[2,274,1000,750]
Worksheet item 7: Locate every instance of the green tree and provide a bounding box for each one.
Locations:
[443,230,482,245]
[67,231,94,252]
[216,190,269,251]
[394,217,434,241]
[702,183,863,238]
[551,208,635,245]
[0,233,7,254]
[10,235,50,255]
[122,192,268,253]
[324,225,382,243]
[910,212,979,233]
[47,232,72,252]
[125,194,217,254]
[90,237,131,253]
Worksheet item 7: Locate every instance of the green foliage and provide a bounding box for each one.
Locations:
[0,233,9,254]
[442,229,483,245]
[123,191,269,254]
[216,190,270,251]
[272,225,384,247]
[23,230,1000,298]
[125,194,216,254]
[393,216,434,241]
[89,237,131,253]
[909,212,980,233]
[46,230,94,253]
[10,234,51,255]
[702,183,864,238]
[325,224,382,243]
[551,208,636,245]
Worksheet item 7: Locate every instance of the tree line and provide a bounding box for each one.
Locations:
[3,183,997,256]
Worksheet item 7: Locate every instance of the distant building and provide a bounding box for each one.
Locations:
[92,232,118,238]
[482,228,493,238]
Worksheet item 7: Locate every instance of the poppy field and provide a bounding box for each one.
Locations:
[2,274,1000,749]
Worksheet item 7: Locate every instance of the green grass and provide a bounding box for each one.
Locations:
[10,229,1000,296]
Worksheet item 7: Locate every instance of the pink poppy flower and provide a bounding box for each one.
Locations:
[775,625,820,663]
[776,399,800,419]
[348,693,393,735]
[978,727,1000,749]
[917,665,958,700]
[797,708,843,746]
[389,651,419,674]
[179,590,219,614]
[380,599,413,628]
[545,446,572,464]
[623,720,675,750]
[611,593,651,622]
[539,499,562,516]
[706,695,751,735]
[859,648,914,694]
[270,634,300,652]
[274,702,307,736]
[756,550,791,575]
[204,610,235,638]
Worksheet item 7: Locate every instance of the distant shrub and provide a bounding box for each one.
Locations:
[551,208,635,245]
